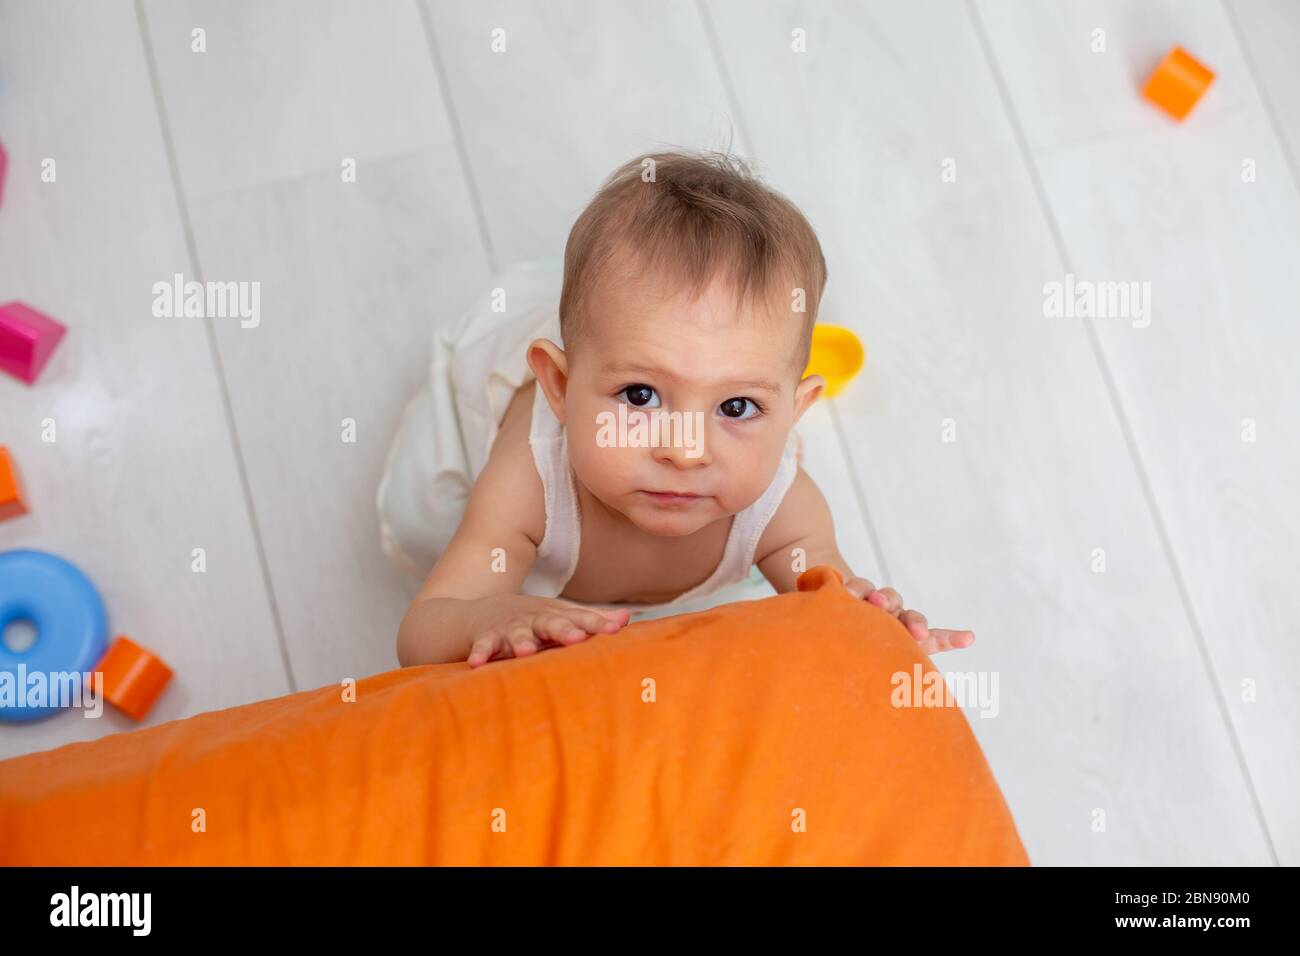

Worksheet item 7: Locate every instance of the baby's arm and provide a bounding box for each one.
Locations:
[395,421,537,666]
[396,386,628,667]
[755,466,975,653]
[755,466,853,593]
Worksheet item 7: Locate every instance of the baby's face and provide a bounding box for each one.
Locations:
[554,273,821,538]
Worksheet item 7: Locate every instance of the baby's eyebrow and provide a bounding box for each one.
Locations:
[605,363,782,394]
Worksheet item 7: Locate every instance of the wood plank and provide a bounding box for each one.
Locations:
[0,0,287,760]
[184,155,490,685]
[141,0,449,200]
[141,0,493,687]
[1227,0,1300,184]
[423,0,750,267]
[976,0,1300,863]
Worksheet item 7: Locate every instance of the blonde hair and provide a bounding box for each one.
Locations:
[559,150,827,374]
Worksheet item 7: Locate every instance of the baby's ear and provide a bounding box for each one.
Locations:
[527,338,569,421]
[793,374,825,419]
[526,338,567,381]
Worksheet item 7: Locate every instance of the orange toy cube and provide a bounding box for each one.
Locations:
[90,635,174,720]
[0,445,28,521]
[1142,46,1215,120]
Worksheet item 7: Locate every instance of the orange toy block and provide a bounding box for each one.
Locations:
[90,635,174,720]
[1142,46,1215,120]
[0,445,28,521]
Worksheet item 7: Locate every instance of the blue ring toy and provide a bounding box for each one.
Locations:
[0,549,108,723]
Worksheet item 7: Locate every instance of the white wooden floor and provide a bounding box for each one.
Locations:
[1,0,1296,866]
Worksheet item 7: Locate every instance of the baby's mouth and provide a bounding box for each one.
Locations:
[640,490,705,505]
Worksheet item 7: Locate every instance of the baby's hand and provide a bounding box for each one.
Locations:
[465,595,631,668]
[843,576,975,654]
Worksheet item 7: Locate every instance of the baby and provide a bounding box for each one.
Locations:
[396,150,974,667]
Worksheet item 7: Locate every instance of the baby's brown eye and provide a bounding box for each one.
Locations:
[719,397,760,420]
[621,384,659,408]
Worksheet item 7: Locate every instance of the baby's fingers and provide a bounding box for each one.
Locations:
[898,608,928,642]
[925,628,976,653]
[504,621,543,658]
[526,606,633,650]
[533,612,591,645]
[579,613,629,634]
[561,606,630,635]
[843,576,876,600]
[867,587,904,616]
[905,607,975,653]
[930,632,972,655]
[467,633,505,668]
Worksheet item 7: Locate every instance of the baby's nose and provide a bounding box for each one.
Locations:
[652,434,709,467]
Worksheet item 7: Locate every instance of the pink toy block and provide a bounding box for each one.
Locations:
[0,301,67,384]
[0,138,8,207]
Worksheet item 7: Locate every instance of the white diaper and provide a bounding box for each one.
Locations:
[376,258,565,582]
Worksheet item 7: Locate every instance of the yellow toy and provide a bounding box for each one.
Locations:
[804,324,865,397]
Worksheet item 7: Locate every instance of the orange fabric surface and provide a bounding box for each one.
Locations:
[0,565,1028,865]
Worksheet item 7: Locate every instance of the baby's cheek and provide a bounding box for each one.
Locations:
[716,445,787,511]
[701,453,755,504]
[716,475,769,515]
[572,442,637,492]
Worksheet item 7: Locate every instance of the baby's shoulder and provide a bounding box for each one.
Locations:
[473,381,547,548]
[496,378,536,443]
[754,465,832,562]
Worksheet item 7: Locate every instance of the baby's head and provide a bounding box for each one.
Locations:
[528,150,827,537]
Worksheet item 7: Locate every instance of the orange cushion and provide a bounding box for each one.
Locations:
[0,565,1028,865]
